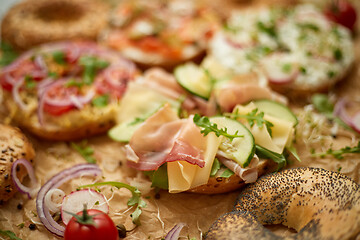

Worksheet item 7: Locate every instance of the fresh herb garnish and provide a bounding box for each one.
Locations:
[92,94,109,108]
[78,181,146,226]
[48,71,59,78]
[24,75,36,89]
[0,42,18,66]
[144,164,168,189]
[297,23,320,32]
[227,108,274,136]
[311,94,352,131]
[282,63,292,73]
[257,21,277,38]
[333,48,343,61]
[79,56,109,85]
[71,141,97,164]
[52,51,66,65]
[193,114,243,141]
[65,79,84,88]
[313,141,360,159]
[255,144,287,170]
[0,229,22,240]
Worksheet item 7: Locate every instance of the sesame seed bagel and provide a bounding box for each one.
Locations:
[205,167,360,240]
[0,124,35,202]
[1,0,108,51]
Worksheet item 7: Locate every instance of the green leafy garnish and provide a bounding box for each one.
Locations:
[0,230,22,240]
[79,56,109,85]
[48,71,59,78]
[24,75,36,89]
[71,141,97,164]
[65,79,84,88]
[333,48,343,61]
[311,94,353,131]
[297,23,320,32]
[92,94,109,108]
[78,181,146,226]
[227,108,274,136]
[286,145,301,162]
[313,141,360,160]
[210,158,221,177]
[255,144,287,170]
[193,114,243,141]
[52,51,66,65]
[144,164,168,189]
[257,21,277,38]
[220,168,234,178]
[282,63,292,73]
[0,42,18,66]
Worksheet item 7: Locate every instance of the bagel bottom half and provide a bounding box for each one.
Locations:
[188,159,270,194]
[205,167,360,240]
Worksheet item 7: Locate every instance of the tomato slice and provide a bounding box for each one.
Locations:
[134,36,182,60]
[42,81,78,115]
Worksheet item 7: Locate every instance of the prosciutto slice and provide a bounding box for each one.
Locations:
[126,104,206,171]
[218,155,260,183]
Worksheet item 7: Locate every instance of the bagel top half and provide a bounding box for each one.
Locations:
[1,0,109,51]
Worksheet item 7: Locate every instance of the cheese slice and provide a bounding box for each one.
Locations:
[234,103,293,154]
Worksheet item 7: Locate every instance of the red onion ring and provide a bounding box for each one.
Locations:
[36,164,102,237]
[11,158,38,199]
[165,223,186,240]
[334,98,353,126]
[351,112,360,133]
[12,77,27,109]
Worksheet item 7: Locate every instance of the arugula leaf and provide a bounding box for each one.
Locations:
[257,21,277,38]
[313,141,360,160]
[144,164,168,189]
[227,108,274,136]
[92,94,109,108]
[52,51,66,65]
[0,230,22,240]
[255,144,286,170]
[0,42,18,66]
[286,145,301,162]
[79,56,109,85]
[78,181,146,226]
[193,114,243,141]
[71,141,97,164]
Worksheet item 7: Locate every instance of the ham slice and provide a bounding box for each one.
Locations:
[126,104,206,171]
[216,83,288,112]
[218,155,260,183]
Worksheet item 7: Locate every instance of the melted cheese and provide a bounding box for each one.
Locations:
[234,103,293,154]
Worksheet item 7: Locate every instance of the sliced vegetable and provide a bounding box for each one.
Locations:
[174,62,212,99]
[165,223,186,240]
[61,189,109,225]
[64,206,118,240]
[253,99,298,126]
[324,0,357,32]
[261,53,298,84]
[210,116,255,167]
[78,181,146,226]
[11,158,38,199]
[36,164,102,237]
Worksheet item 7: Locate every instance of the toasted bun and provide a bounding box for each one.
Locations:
[0,124,35,202]
[1,0,109,50]
[5,95,117,141]
[1,41,138,141]
[188,159,270,194]
[205,167,360,239]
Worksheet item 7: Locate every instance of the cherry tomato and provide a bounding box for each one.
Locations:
[64,209,118,240]
[324,0,357,32]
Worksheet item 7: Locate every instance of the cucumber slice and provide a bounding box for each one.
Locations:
[210,116,255,167]
[253,99,298,126]
[108,119,143,142]
[174,62,211,99]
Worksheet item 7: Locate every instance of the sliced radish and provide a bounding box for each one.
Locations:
[261,53,298,84]
[61,189,109,225]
